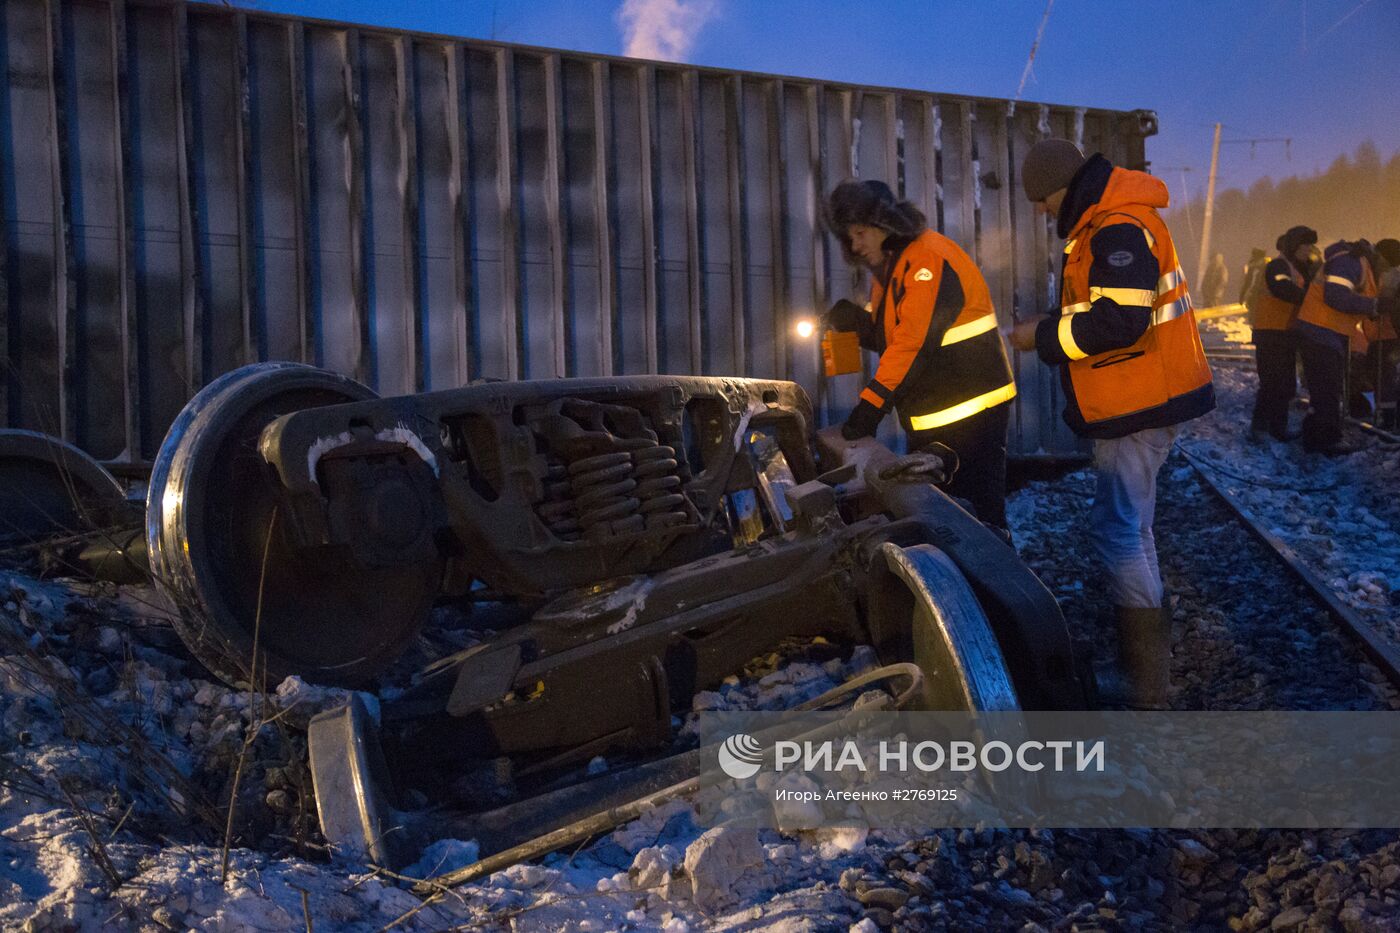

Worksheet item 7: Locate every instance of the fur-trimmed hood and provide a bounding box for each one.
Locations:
[824,180,927,265]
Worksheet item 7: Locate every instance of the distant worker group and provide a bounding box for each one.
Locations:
[822,139,1215,709]
[1241,228,1400,453]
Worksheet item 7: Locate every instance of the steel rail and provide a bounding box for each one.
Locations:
[1188,458,1400,692]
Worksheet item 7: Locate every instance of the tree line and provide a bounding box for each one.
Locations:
[1162,141,1400,291]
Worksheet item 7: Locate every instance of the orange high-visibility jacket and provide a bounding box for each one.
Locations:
[1253,258,1305,332]
[1043,165,1214,438]
[857,230,1016,432]
[1295,246,1391,353]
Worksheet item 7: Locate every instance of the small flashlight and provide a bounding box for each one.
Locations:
[794,318,816,339]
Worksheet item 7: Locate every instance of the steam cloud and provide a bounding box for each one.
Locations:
[618,0,718,62]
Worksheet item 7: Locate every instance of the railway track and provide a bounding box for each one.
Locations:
[1186,453,1400,692]
[1187,308,1400,694]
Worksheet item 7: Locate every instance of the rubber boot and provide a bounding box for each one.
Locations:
[1115,605,1170,710]
[1248,412,1269,445]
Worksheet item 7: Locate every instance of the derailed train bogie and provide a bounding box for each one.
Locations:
[140,364,1088,856]
[142,363,1086,704]
[147,363,828,685]
[134,362,1091,865]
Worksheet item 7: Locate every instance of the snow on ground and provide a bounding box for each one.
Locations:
[1185,314,1400,649]
[1203,310,1254,347]
[0,571,948,931]
[0,547,1246,931]
[5,326,1400,930]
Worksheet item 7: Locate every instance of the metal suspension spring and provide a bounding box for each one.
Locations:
[569,451,642,539]
[536,460,582,541]
[631,444,688,530]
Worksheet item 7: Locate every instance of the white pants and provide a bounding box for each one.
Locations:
[1090,426,1179,609]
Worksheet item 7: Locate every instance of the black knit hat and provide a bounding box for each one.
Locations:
[1276,225,1317,255]
[1021,139,1087,201]
[1376,238,1400,268]
[824,180,927,264]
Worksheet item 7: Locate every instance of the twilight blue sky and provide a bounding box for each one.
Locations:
[238,0,1400,202]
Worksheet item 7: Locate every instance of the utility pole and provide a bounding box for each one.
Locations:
[1198,122,1222,281]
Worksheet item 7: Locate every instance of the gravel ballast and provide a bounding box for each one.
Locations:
[3,328,1398,930]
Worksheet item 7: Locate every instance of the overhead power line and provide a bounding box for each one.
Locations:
[1220,136,1293,161]
[1317,0,1375,41]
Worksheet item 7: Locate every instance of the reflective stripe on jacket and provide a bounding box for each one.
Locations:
[1253,257,1305,332]
[859,229,1016,431]
[1050,166,1214,438]
[1296,246,1378,346]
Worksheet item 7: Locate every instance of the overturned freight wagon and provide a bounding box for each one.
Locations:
[0,0,1157,463]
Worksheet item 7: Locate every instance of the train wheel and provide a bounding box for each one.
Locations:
[147,363,442,687]
[871,542,1021,712]
[0,430,127,545]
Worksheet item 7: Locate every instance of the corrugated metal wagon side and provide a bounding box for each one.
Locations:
[0,0,1155,462]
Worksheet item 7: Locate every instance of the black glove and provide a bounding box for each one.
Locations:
[841,399,884,440]
[913,440,960,480]
[824,299,866,333]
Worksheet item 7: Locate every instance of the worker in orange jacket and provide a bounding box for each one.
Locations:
[1009,140,1214,708]
[1295,239,1400,452]
[822,180,1017,530]
[1248,225,1318,442]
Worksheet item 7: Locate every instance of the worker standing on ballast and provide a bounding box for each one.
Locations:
[1376,239,1400,428]
[1295,239,1400,454]
[822,180,1017,531]
[1249,225,1318,442]
[1008,140,1214,709]
[1239,248,1269,310]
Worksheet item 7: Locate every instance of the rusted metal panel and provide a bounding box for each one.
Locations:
[172,4,200,394]
[1,0,1155,459]
[288,22,313,371]
[767,80,789,383]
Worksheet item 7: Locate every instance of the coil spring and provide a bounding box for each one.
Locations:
[571,450,640,539]
[632,444,687,530]
[561,439,690,540]
[536,461,582,541]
